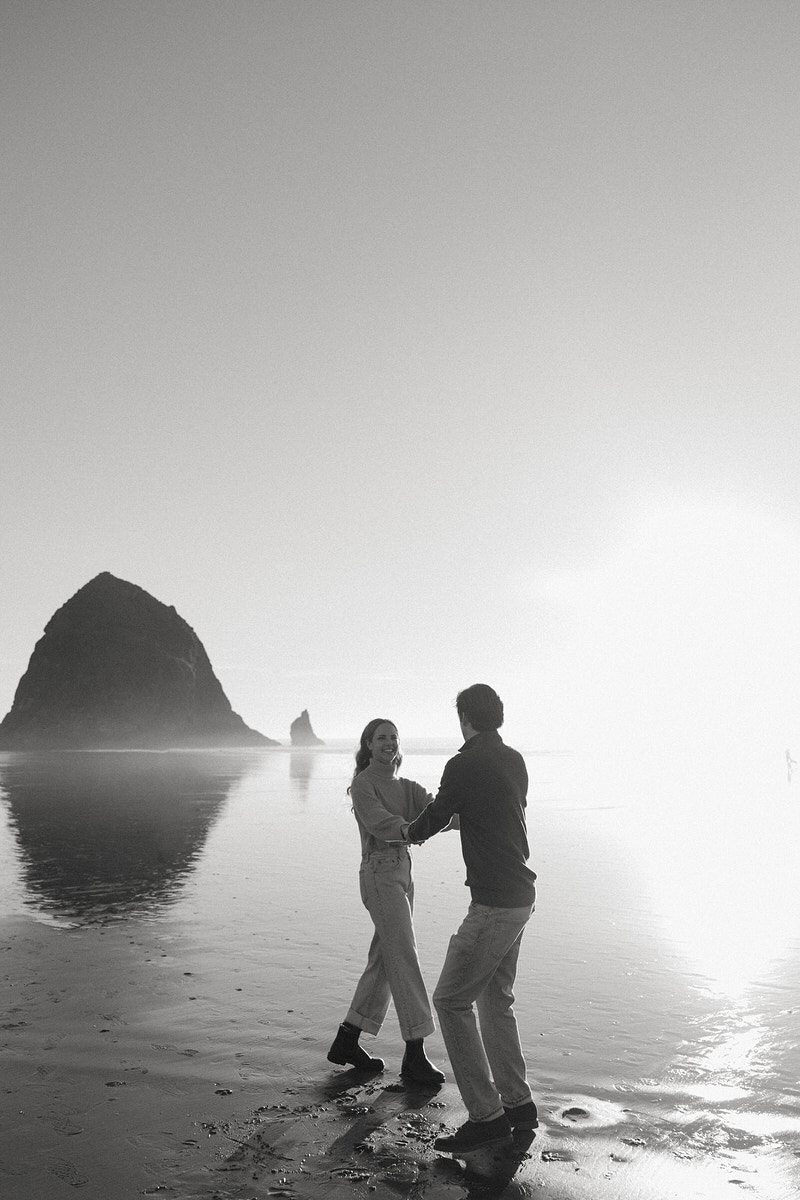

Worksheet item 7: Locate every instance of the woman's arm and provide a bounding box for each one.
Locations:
[351,778,409,843]
[410,781,435,817]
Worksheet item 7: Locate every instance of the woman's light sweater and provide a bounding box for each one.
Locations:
[349,760,433,857]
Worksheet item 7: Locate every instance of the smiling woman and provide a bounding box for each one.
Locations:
[326,718,445,1086]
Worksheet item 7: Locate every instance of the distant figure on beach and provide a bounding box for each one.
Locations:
[787,749,796,784]
[326,718,445,1085]
[403,684,538,1157]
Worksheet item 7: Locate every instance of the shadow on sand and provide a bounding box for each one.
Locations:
[170,1069,536,1199]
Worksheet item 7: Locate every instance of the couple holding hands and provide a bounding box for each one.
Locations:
[327,683,538,1156]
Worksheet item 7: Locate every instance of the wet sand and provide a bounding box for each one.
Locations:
[3,914,799,1200]
[2,749,800,1198]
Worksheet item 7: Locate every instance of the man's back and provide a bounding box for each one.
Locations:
[426,684,539,1150]
[440,730,536,907]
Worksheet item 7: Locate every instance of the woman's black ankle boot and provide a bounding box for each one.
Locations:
[327,1022,384,1073]
[400,1038,445,1086]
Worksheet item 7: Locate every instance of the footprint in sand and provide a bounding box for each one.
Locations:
[49,1159,89,1187]
[52,1115,84,1137]
[554,1097,630,1128]
[542,1148,576,1162]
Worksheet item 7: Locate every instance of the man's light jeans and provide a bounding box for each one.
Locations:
[346,847,435,1042]
[433,900,534,1122]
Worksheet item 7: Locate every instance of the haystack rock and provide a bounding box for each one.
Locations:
[0,573,278,749]
[290,709,324,746]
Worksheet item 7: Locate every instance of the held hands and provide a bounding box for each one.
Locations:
[403,820,427,844]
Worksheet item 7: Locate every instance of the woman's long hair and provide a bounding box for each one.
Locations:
[348,718,401,790]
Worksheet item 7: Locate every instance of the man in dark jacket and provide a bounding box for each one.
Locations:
[403,684,538,1155]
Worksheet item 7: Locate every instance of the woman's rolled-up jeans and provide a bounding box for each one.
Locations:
[345,846,435,1041]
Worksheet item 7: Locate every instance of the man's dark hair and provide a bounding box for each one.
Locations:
[456,683,504,731]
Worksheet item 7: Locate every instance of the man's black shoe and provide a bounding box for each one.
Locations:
[434,1115,513,1154]
[503,1099,538,1129]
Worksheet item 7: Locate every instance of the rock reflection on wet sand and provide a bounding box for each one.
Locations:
[0,751,250,921]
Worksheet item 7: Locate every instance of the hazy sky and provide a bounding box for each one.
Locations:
[3,2,800,788]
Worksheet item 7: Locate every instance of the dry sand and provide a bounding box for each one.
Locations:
[3,913,797,1200]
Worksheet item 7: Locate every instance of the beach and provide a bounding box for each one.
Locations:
[1,748,799,1199]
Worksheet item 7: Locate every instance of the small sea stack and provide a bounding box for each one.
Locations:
[289,709,324,746]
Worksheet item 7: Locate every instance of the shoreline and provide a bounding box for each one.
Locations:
[3,913,798,1199]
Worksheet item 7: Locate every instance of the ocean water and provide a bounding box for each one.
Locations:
[1,746,799,1194]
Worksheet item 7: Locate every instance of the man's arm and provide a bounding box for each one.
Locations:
[403,760,462,843]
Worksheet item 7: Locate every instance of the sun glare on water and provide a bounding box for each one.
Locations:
[561,492,800,995]
[624,793,800,997]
